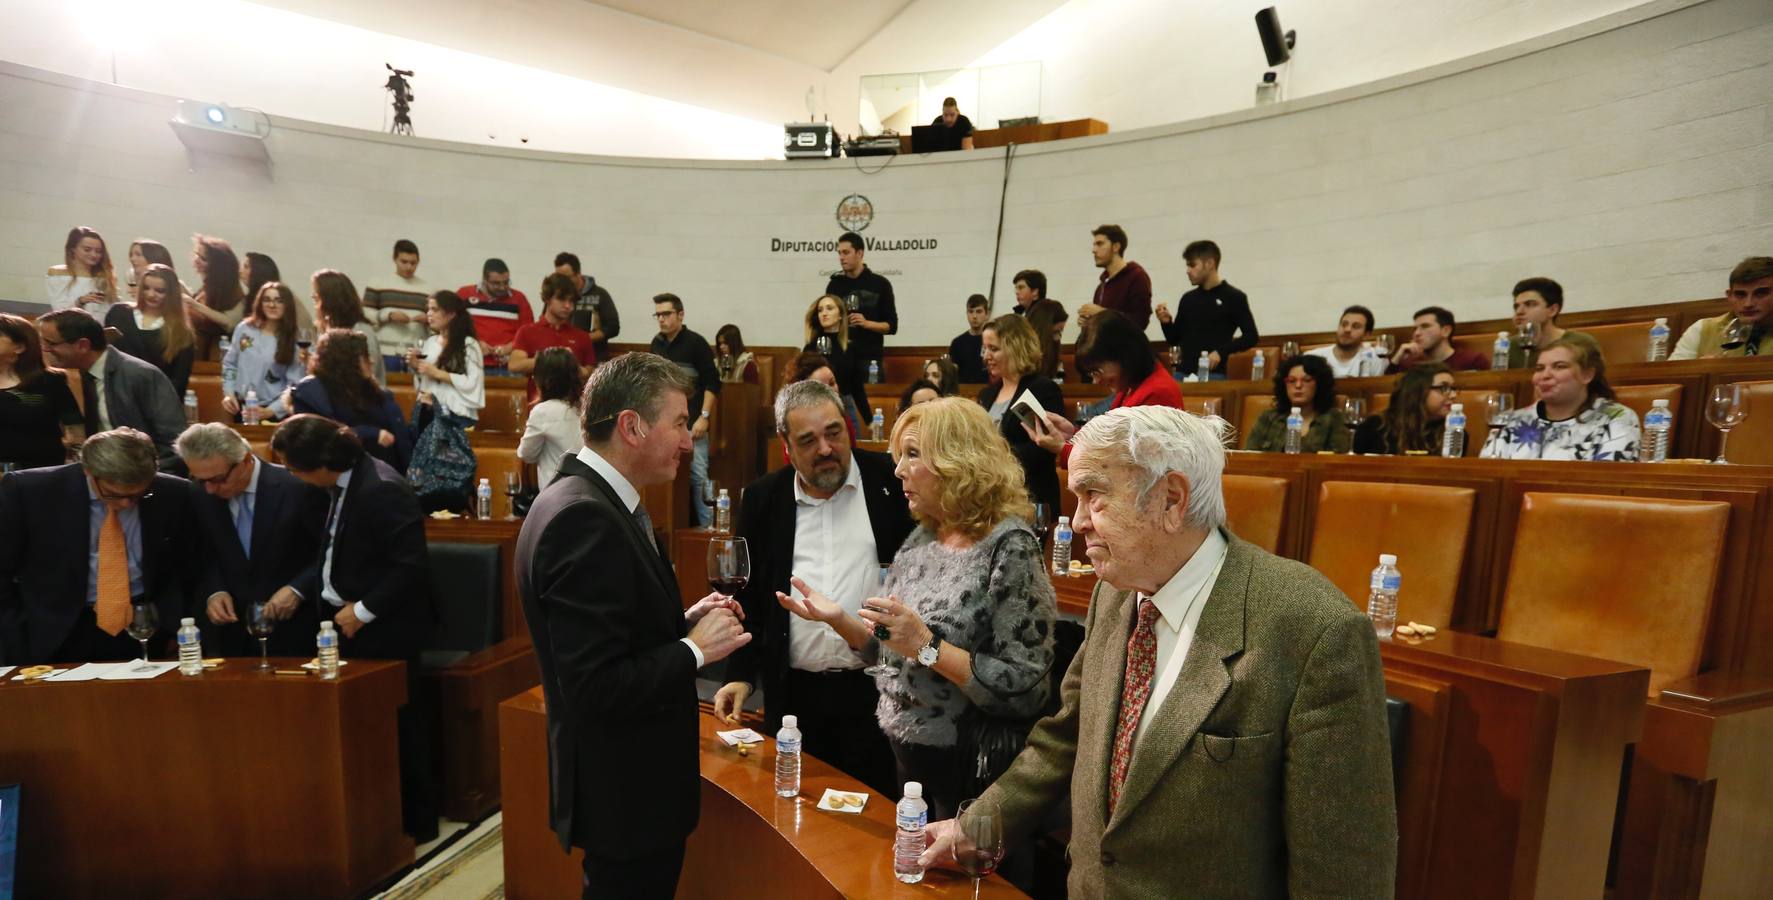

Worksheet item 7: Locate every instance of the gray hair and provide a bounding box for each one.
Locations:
[774,379,845,434]
[175,422,251,464]
[81,427,158,485]
[580,351,696,445]
[1071,407,1231,530]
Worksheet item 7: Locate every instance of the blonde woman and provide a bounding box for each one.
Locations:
[802,293,869,424]
[778,397,1057,819]
[46,226,119,317]
[105,263,196,395]
[976,314,1064,512]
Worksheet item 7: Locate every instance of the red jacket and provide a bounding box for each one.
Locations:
[457,284,534,364]
[1060,363,1186,467]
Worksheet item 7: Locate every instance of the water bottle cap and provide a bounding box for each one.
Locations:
[1379,554,1397,565]
[181,617,195,626]
[782,715,797,728]
[874,407,883,414]
[718,488,730,496]
[1652,399,1669,407]
[1497,331,1509,339]
[321,621,335,631]
[1254,349,1263,357]
[1057,515,1070,524]
[903,781,923,799]
[1450,403,1464,412]
[1655,317,1667,325]
[1290,406,1302,413]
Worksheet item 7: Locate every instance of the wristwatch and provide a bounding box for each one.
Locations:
[916,633,943,667]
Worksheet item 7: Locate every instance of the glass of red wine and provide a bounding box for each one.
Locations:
[706,536,750,597]
[953,797,1005,899]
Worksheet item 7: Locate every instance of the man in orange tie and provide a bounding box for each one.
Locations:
[0,428,193,665]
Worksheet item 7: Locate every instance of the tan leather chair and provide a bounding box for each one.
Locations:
[1451,388,1502,454]
[1612,383,1683,433]
[187,374,230,424]
[1496,492,1729,694]
[477,389,527,433]
[1581,321,1654,365]
[1716,380,1773,466]
[1226,345,1281,381]
[1238,394,1275,445]
[474,445,524,519]
[1369,392,1391,415]
[1184,395,1226,418]
[1307,481,1475,628]
[390,384,416,419]
[1222,474,1288,553]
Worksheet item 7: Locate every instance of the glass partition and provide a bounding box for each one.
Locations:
[858,62,1041,135]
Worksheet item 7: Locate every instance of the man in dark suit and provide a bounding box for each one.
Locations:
[517,352,751,899]
[0,427,192,665]
[37,309,187,471]
[921,407,1397,898]
[175,423,326,657]
[271,414,438,841]
[712,380,913,795]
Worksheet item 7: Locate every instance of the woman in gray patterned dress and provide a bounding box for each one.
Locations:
[778,397,1058,818]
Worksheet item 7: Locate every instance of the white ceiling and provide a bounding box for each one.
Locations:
[585,0,918,71]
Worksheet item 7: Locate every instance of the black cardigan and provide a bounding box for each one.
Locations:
[976,375,1064,513]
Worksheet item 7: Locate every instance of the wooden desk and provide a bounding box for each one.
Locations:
[894,117,1109,154]
[0,659,412,899]
[500,688,1024,898]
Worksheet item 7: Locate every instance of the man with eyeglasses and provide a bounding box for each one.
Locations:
[36,307,187,471]
[457,258,535,375]
[648,293,720,526]
[176,423,327,657]
[0,427,194,665]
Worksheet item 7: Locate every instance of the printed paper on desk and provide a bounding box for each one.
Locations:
[46,662,127,682]
[716,728,765,746]
[0,666,12,679]
[98,661,179,680]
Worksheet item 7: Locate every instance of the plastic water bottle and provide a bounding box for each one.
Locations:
[477,478,493,519]
[1284,406,1304,454]
[1051,516,1073,576]
[867,360,880,384]
[217,334,231,362]
[1441,403,1467,458]
[1492,332,1511,370]
[242,389,261,426]
[183,389,199,425]
[774,715,802,798]
[1643,399,1672,462]
[893,781,929,884]
[1649,317,1670,362]
[1196,351,1211,381]
[317,621,340,680]
[1250,350,1266,382]
[176,617,203,675]
[870,407,885,442]
[1367,555,1401,638]
[714,488,732,533]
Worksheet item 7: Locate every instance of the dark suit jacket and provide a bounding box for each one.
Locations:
[979,532,1397,898]
[977,375,1064,512]
[0,463,194,664]
[517,453,700,858]
[290,377,414,472]
[190,460,327,656]
[726,448,914,731]
[92,348,188,471]
[293,457,432,661]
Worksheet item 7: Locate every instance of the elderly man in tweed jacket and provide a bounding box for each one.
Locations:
[923,406,1396,898]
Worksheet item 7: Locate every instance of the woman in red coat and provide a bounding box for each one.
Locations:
[1024,309,1185,467]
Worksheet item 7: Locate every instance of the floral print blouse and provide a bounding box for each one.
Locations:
[1479,397,1640,462]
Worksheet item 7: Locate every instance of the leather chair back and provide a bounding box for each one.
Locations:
[1184,395,1227,418]
[1307,481,1475,628]
[1716,380,1773,466]
[1226,345,1281,381]
[474,444,523,519]
[1612,383,1684,436]
[1222,474,1289,553]
[424,541,501,665]
[1238,394,1275,445]
[476,389,528,433]
[390,384,416,419]
[1497,492,1729,694]
[1370,392,1391,415]
[1582,321,1654,365]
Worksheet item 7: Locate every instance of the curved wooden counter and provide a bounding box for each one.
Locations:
[500,687,1026,898]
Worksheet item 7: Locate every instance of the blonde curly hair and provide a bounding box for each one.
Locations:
[889,397,1034,541]
[984,313,1042,380]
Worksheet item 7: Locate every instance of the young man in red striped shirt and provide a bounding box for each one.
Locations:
[456,258,533,375]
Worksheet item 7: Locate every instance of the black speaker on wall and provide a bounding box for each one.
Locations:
[1255,7,1297,66]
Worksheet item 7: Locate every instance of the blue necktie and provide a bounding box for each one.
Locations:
[235,492,254,559]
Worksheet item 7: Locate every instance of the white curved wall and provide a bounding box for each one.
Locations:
[1,0,1768,349]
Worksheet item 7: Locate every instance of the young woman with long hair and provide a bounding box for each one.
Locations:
[409,290,484,425]
[46,226,119,317]
[222,281,308,423]
[714,323,759,384]
[125,239,178,301]
[802,293,868,423]
[517,346,586,487]
[186,234,247,358]
[0,312,84,469]
[312,269,386,385]
[291,329,412,470]
[105,263,196,395]
[1354,362,1458,455]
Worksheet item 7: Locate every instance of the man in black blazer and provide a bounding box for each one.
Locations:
[175,423,326,657]
[517,352,751,899]
[271,414,438,840]
[37,309,187,471]
[713,380,913,795]
[0,428,192,665]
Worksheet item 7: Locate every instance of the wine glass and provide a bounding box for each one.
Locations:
[1339,397,1365,452]
[845,294,861,314]
[504,471,521,518]
[1030,502,1051,546]
[952,798,1005,900]
[1517,321,1540,349]
[815,335,833,357]
[1198,397,1221,417]
[127,602,160,671]
[1485,393,1515,426]
[706,536,750,597]
[700,479,719,527]
[247,600,275,671]
[1282,340,1301,359]
[1376,333,1396,356]
[1720,318,1752,351]
[1169,345,1184,372]
[1707,384,1749,464]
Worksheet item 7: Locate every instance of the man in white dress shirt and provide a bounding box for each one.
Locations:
[714,380,914,794]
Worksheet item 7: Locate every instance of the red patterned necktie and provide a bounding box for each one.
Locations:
[1108,597,1161,816]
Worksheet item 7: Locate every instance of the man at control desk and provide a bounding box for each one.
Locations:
[824,232,897,382]
[919,406,1396,899]
[929,96,975,151]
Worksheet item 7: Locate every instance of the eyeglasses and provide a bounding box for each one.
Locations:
[190,459,244,486]
[95,483,155,503]
[652,311,679,320]
[1430,384,1459,395]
